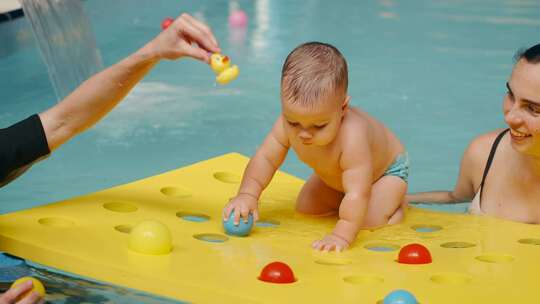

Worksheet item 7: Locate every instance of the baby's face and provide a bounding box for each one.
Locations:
[281,94,347,147]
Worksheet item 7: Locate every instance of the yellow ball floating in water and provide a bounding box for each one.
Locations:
[210,53,239,85]
[10,277,46,300]
[128,220,172,255]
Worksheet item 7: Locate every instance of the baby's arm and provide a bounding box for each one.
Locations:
[223,116,290,224]
[312,139,373,251]
[334,142,373,244]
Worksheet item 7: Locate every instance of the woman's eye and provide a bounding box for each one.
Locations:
[507,91,514,100]
[314,124,327,129]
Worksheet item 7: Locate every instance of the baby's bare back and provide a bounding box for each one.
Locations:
[292,107,404,192]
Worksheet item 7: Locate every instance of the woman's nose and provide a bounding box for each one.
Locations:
[504,103,523,127]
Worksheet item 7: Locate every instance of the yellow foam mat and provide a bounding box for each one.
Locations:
[0,153,538,303]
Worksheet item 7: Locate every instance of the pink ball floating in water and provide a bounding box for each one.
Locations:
[161,17,174,30]
[229,10,248,28]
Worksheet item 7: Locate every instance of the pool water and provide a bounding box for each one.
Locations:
[0,253,183,303]
[1,0,539,302]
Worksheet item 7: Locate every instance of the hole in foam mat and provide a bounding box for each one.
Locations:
[255,219,280,228]
[193,233,229,243]
[176,212,210,222]
[160,186,191,198]
[213,172,241,184]
[430,272,472,285]
[411,224,442,232]
[38,217,75,227]
[364,242,400,252]
[518,238,540,245]
[103,202,138,213]
[343,274,384,285]
[114,224,133,233]
[441,241,476,248]
[315,258,352,266]
[475,254,515,263]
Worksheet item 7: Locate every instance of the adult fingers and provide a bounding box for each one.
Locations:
[180,44,210,63]
[178,17,218,54]
[180,14,219,51]
[18,292,41,304]
[0,280,33,303]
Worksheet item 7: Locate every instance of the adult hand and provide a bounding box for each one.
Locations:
[0,280,44,304]
[151,13,221,63]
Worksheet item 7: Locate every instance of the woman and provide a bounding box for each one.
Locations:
[0,13,220,188]
[0,13,220,303]
[408,43,540,224]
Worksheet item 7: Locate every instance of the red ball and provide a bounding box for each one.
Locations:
[258,261,296,283]
[161,17,174,30]
[398,243,432,264]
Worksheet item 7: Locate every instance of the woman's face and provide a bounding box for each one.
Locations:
[503,59,540,157]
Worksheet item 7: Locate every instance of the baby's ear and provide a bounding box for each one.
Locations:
[342,95,351,110]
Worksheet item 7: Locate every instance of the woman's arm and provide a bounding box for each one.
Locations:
[39,13,220,151]
[407,135,492,204]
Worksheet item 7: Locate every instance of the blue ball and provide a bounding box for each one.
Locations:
[383,289,418,304]
[223,212,253,237]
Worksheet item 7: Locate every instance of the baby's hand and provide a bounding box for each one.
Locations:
[223,193,260,225]
[312,233,350,252]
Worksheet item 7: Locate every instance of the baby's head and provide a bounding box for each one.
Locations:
[281,42,349,146]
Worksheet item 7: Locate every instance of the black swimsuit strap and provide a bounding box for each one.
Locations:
[479,129,510,207]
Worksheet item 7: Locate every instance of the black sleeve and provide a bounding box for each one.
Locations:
[0,114,51,187]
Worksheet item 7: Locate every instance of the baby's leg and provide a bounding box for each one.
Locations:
[363,175,408,228]
[296,174,344,216]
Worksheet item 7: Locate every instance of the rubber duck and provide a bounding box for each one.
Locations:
[210,53,239,85]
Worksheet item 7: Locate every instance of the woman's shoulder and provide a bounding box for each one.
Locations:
[457,129,507,188]
[467,129,508,154]
[463,128,508,169]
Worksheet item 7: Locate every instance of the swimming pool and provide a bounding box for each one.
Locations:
[1,0,539,301]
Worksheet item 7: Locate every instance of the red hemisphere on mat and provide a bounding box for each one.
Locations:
[258,261,296,283]
[398,243,432,264]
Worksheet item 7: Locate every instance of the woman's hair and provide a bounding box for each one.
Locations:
[515,43,540,64]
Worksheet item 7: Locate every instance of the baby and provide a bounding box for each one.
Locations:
[223,42,408,251]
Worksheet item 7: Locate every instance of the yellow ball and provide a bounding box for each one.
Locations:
[210,53,231,74]
[216,65,240,85]
[11,277,45,300]
[128,220,172,255]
